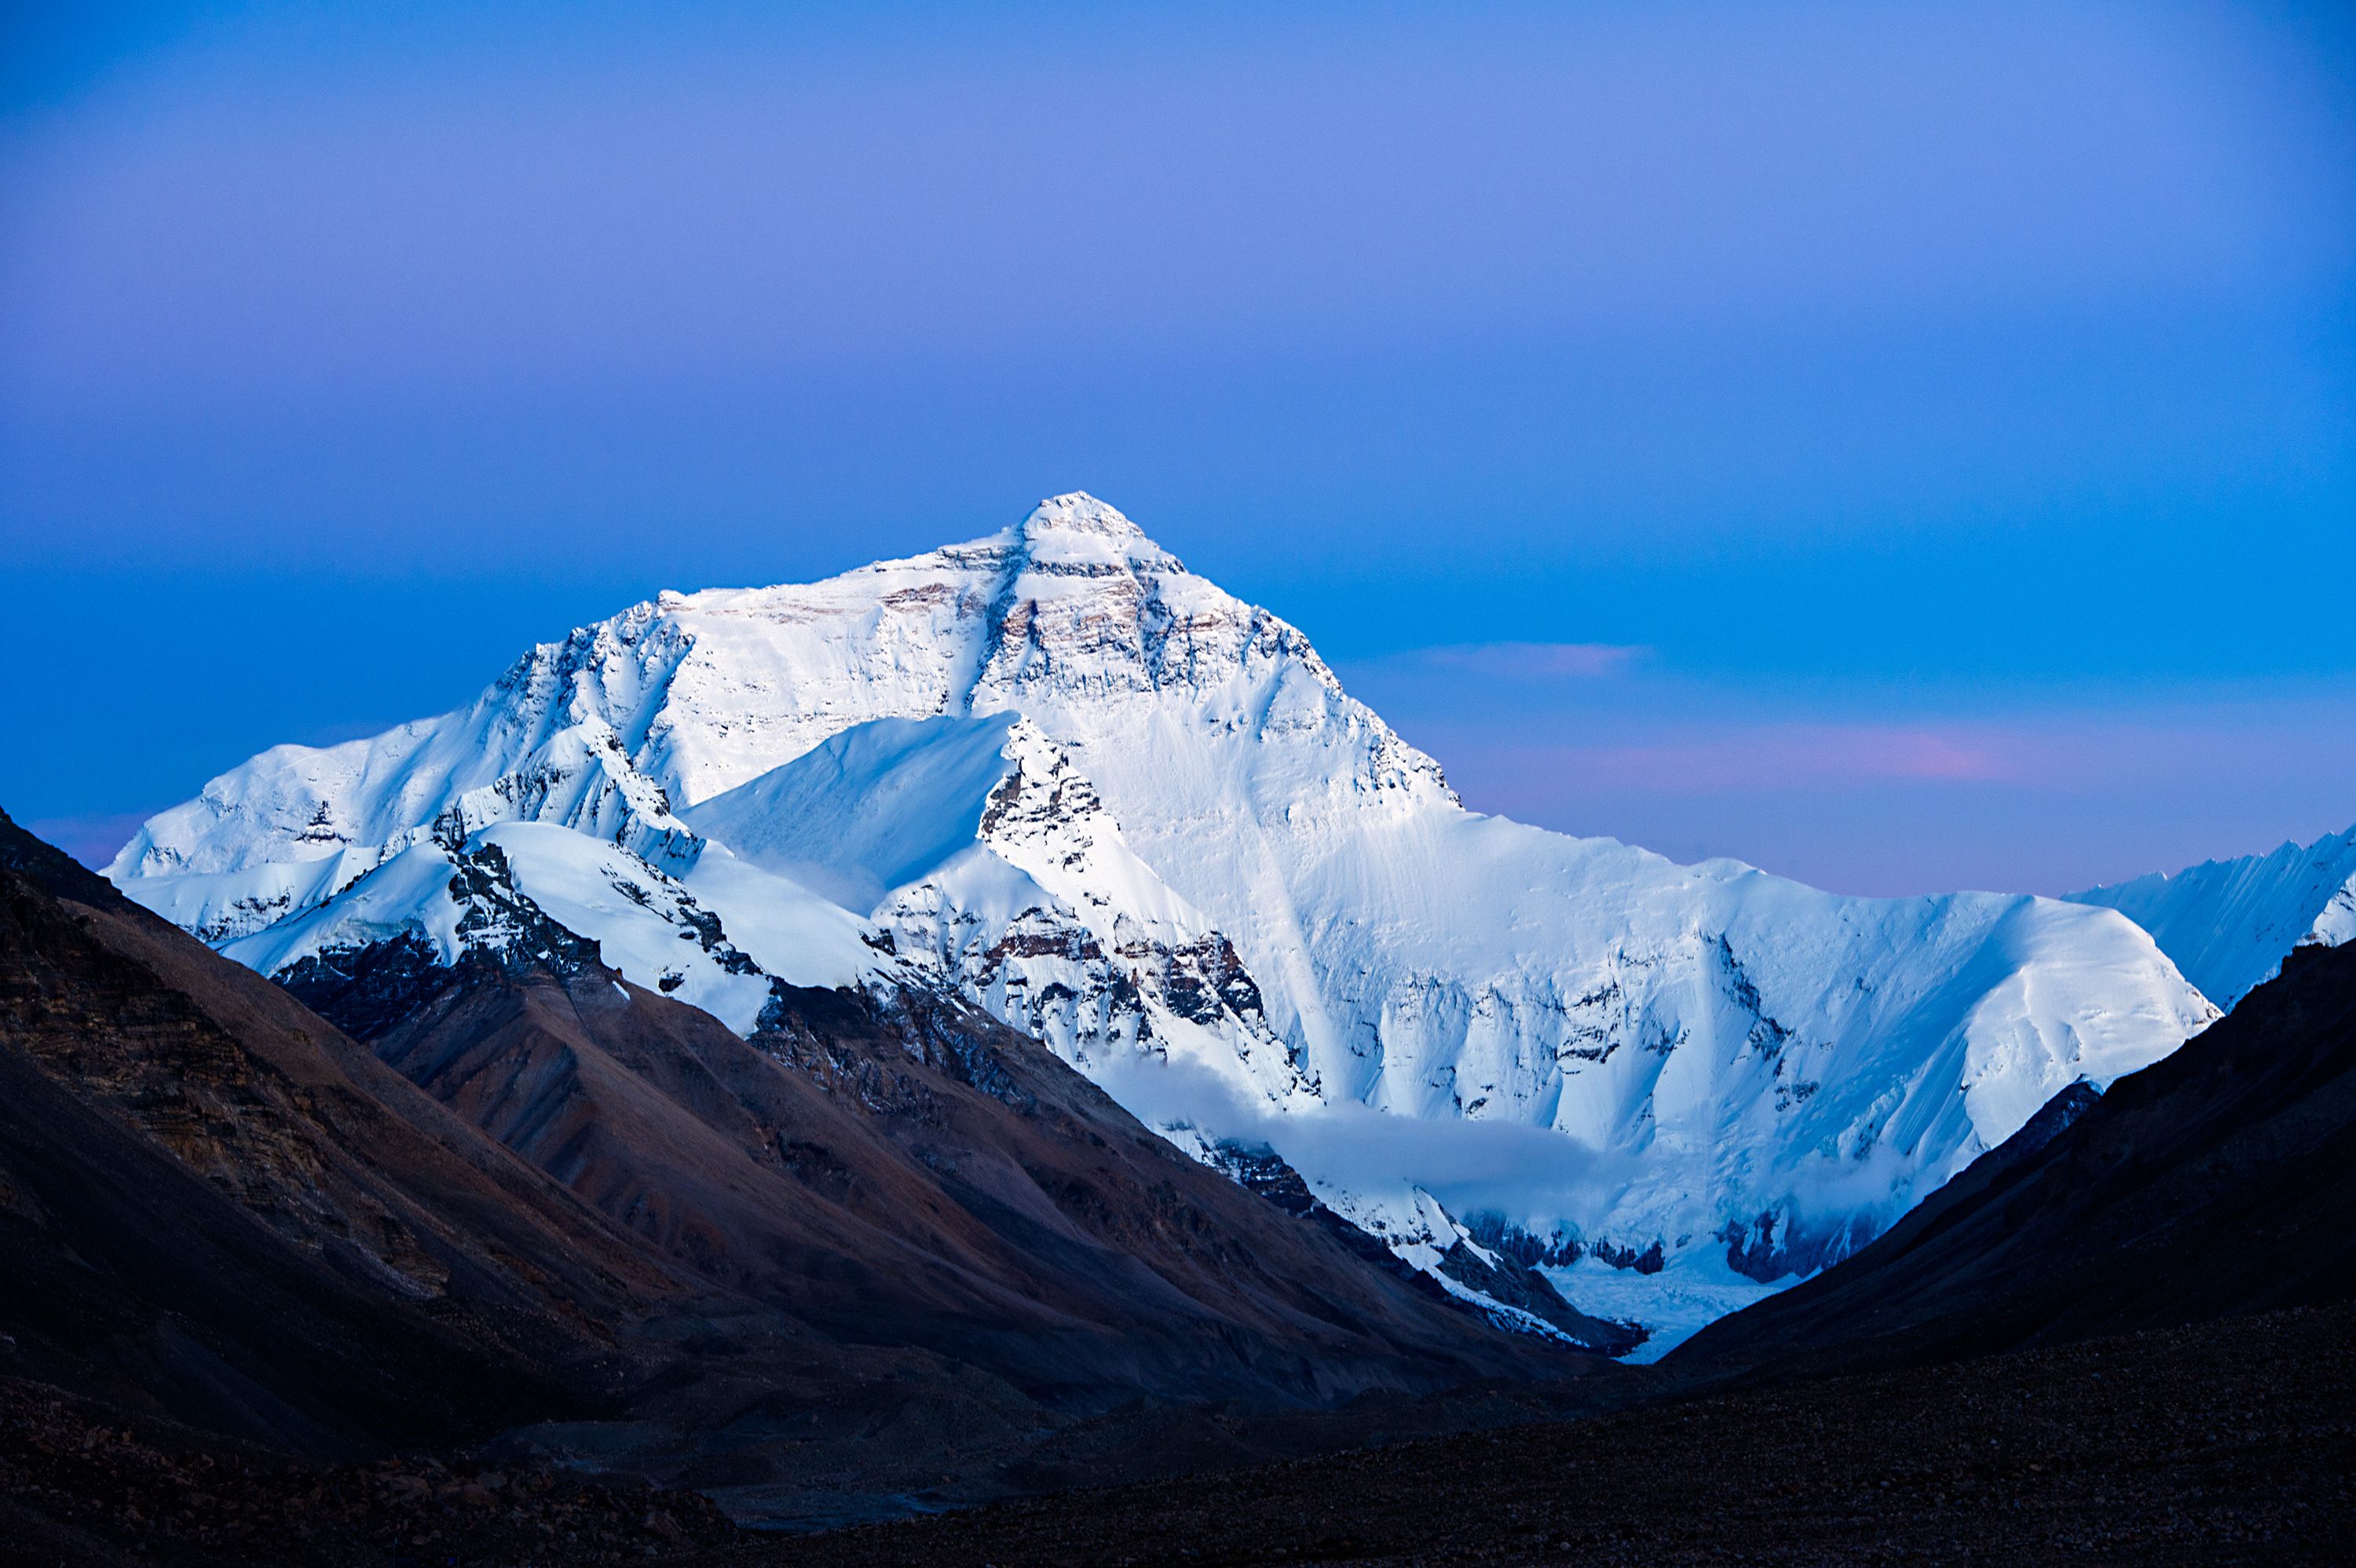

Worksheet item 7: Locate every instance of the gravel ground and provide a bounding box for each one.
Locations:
[0,1376,734,1568]
[753,1303,2356,1568]
[6,1304,2350,1566]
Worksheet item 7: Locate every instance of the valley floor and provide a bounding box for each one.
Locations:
[4,1305,2350,1566]
[755,1303,2356,1568]
[0,1377,736,1568]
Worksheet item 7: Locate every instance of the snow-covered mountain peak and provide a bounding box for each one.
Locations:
[510,495,1455,824]
[108,492,2218,1351]
[1015,490,1176,560]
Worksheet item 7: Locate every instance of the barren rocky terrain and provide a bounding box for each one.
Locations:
[765,1303,2356,1568]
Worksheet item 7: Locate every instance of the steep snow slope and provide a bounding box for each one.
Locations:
[2065,824,2356,1012]
[683,713,1307,1105]
[110,493,2215,1329]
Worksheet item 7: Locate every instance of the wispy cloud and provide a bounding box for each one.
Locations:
[1094,1051,1631,1227]
[1095,1046,1926,1235]
[1552,722,2021,791]
[1366,641,1651,680]
[1344,669,2356,896]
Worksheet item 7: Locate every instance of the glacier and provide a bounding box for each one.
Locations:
[2065,824,2356,1013]
[108,492,2216,1349]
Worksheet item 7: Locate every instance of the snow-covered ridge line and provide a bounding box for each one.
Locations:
[223,820,886,1033]
[108,492,2217,1346]
[2065,823,2356,1013]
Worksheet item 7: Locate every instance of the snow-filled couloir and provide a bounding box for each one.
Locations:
[108,492,2217,1350]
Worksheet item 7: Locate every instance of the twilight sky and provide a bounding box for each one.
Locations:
[3,0,2352,895]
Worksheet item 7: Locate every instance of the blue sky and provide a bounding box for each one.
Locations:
[3,1,2352,894]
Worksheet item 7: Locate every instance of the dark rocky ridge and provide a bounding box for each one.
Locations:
[324,941,1593,1406]
[0,808,1601,1533]
[0,810,679,1457]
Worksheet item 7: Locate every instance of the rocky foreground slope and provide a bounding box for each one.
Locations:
[107,493,2214,1340]
[2,809,1593,1533]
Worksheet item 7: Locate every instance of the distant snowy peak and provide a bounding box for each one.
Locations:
[2318,874,2356,949]
[2066,824,2356,1011]
[106,671,701,885]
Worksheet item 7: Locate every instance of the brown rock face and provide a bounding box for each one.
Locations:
[0,808,1597,1530]
[0,810,683,1457]
[340,933,1590,1410]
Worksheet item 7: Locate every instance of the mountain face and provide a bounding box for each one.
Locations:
[0,809,679,1455]
[1673,937,2356,1379]
[2065,824,2356,1012]
[108,493,2215,1340]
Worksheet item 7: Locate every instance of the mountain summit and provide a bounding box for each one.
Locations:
[1016,488,1172,550]
[108,495,2215,1347]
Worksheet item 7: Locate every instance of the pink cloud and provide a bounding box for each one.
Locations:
[1481,722,2027,794]
[1369,683,2356,896]
[1399,642,1650,679]
[24,811,152,869]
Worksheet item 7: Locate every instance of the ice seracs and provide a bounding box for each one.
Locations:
[2065,824,2356,1012]
[107,492,2218,1345]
